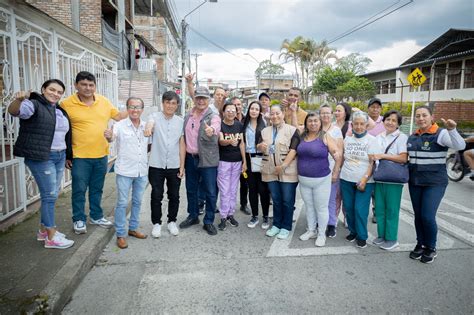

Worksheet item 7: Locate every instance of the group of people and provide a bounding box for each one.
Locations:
[10,71,466,264]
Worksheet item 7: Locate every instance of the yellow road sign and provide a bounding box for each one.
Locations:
[408,68,427,87]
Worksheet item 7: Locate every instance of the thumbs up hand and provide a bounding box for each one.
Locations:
[204,122,214,137]
[104,124,114,142]
[440,118,457,131]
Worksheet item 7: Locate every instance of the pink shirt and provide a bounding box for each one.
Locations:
[185,107,221,154]
[368,116,385,136]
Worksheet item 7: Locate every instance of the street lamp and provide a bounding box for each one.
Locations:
[180,0,217,115]
[244,53,261,95]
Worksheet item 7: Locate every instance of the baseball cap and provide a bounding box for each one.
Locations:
[258,92,271,100]
[195,86,210,98]
[368,97,382,107]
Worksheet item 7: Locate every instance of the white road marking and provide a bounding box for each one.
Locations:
[439,212,474,225]
[267,196,466,258]
[440,198,474,214]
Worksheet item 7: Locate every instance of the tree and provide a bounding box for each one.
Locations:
[336,53,372,75]
[313,66,355,101]
[336,77,376,102]
[255,59,285,77]
[280,37,303,86]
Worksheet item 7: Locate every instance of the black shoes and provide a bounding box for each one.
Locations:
[346,234,356,242]
[218,218,227,231]
[326,225,336,238]
[240,205,251,215]
[409,244,424,260]
[203,224,217,235]
[371,207,376,223]
[228,215,239,227]
[421,248,437,264]
[179,217,200,229]
[356,239,367,248]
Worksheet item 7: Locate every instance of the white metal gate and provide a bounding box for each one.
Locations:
[0,5,118,221]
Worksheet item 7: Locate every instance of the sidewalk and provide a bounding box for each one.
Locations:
[0,173,118,314]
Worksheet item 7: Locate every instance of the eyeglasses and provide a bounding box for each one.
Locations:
[127,106,143,110]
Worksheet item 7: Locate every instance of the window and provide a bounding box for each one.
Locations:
[447,61,462,90]
[464,59,474,89]
[389,79,396,94]
[374,81,381,94]
[433,64,446,90]
[420,66,431,91]
[381,80,389,94]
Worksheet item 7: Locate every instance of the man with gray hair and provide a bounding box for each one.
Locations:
[104,97,149,249]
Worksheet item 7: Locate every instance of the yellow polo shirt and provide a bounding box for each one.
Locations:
[61,93,119,158]
[284,107,308,127]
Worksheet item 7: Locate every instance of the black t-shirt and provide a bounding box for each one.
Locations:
[219,121,243,162]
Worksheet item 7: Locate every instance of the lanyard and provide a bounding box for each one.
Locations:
[272,127,278,145]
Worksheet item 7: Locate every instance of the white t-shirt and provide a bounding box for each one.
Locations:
[376,129,408,156]
[340,133,381,183]
[327,125,343,170]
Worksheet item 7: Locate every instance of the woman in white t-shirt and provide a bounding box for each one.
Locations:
[320,105,343,237]
[340,111,381,249]
[372,110,408,251]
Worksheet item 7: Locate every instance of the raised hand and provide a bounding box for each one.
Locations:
[440,118,457,130]
[144,120,155,137]
[104,124,114,141]
[204,122,214,137]
[185,73,194,83]
[14,90,31,101]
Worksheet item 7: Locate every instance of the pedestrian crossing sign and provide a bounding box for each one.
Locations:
[408,68,427,87]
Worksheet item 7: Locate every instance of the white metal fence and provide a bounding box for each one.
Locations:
[0,5,118,221]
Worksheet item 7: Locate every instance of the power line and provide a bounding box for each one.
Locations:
[328,0,414,44]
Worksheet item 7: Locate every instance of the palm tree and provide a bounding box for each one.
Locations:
[280,36,302,87]
[311,40,338,77]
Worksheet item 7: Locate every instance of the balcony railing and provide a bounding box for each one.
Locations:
[137,59,156,72]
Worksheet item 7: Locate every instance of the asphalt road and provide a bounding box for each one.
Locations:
[63,178,473,314]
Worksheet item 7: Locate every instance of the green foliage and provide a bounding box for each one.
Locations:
[313,66,355,102]
[255,60,285,77]
[335,77,376,102]
[270,99,281,105]
[336,53,372,75]
[348,101,427,116]
[298,101,320,111]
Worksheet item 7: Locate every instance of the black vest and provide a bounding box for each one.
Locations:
[14,93,72,161]
[407,128,448,186]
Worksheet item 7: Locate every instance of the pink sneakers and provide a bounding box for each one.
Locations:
[44,233,74,249]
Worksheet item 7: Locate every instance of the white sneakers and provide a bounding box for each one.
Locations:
[73,220,87,234]
[167,222,179,236]
[44,232,74,249]
[152,222,180,238]
[89,217,113,228]
[299,230,317,241]
[315,235,326,247]
[152,224,162,238]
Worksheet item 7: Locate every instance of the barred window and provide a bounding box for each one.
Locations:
[433,64,446,90]
[374,81,381,94]
[389,79,396,94]
[447,61,462,90]
[464,59,474,89]
[420,66,431,91]
[381,80,389,94]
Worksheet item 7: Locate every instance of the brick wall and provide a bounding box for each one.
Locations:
[25,0,73,28]
[433,102,474,122]
[26,0,102,44]
[133,15,167,53]
[79,0,102,44]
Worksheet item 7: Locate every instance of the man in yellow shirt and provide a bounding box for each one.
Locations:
[61,71,127,234]
[281,87,307,134]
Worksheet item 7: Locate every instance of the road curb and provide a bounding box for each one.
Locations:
[40,225,115,314]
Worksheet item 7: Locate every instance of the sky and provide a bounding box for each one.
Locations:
[172,0,474,87]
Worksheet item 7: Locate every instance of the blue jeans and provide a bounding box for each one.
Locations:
[71,156,108,222]
[267,181,298,231]
[340,179,374,241]
[25,150,66,228]
[408,184,447,249]
[114,174,148,237]
[185,154,217,225]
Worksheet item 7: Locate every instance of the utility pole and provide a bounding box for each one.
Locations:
[180,19,187,115]
[192,53,202,86]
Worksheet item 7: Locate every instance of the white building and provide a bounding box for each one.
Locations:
[362,29,474,103]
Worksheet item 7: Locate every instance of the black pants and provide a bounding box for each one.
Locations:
[149,167,181,224]
[246,154,270,217]
[240,172,248,207]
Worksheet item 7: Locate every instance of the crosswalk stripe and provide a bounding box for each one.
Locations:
[439,212,474,225]
[440,198,474,214]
